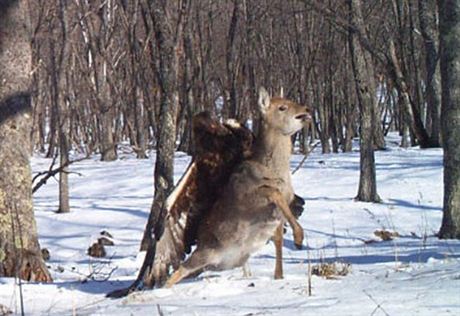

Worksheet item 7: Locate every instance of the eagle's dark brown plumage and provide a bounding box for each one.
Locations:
[107,111,304,297]
[146,112,255,287]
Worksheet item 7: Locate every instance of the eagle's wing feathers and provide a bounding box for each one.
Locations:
[151,112,253,286]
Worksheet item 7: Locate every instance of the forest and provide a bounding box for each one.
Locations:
[0,0,459,315]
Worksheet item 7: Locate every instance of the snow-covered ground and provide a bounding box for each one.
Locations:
[1,135,459,315]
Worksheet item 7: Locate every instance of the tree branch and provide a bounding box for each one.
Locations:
[32,154,90,194]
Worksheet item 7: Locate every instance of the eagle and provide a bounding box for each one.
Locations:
[108,110,305,298]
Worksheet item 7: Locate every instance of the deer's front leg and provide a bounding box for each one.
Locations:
[271,192,304,249]
[288,219,304,250]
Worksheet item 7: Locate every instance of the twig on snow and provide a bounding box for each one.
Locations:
[363,290,390,316]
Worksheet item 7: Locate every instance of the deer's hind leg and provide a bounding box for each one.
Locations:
[242,262,252,278]
[165,250,210,288]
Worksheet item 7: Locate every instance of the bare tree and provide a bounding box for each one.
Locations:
[438,0,460,239]
[418,0,441,147]
[0,0,52,282]
[347,0,380,202]
[140,0,191,251]
[53,0,71,213]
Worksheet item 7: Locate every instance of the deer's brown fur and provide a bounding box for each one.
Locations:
[165,88,311,287]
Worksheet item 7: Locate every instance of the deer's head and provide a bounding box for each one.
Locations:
[258,87,312,136]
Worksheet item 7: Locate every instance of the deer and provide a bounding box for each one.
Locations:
[164,87,312,287]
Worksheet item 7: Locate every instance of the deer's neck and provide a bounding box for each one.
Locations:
[253,123,292,180]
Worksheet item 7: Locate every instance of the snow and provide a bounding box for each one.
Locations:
[1,134,459,315]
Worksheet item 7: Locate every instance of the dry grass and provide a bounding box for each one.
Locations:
[374,229,400,241]
[0,303,12,315]
[311,261,351,279]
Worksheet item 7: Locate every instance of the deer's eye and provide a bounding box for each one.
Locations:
[278,105,288,112]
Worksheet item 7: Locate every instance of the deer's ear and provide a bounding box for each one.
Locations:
[258,87,270,114]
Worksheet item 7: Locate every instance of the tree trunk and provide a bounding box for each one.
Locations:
[49,1,71,213]
[388,40,432,148]
[226,0,240,119]
[140,0,189,253]
[419,0,442,147]
[372,85,386,150]
[0,0,52,282]
[177,30,194,154]
[134,86,148,159]
[343,79,357,152]
[438,0,460,239]
[57,100,70,213]
[348,0,380,203]
[91,3,117,162]
[99,89,117,161]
